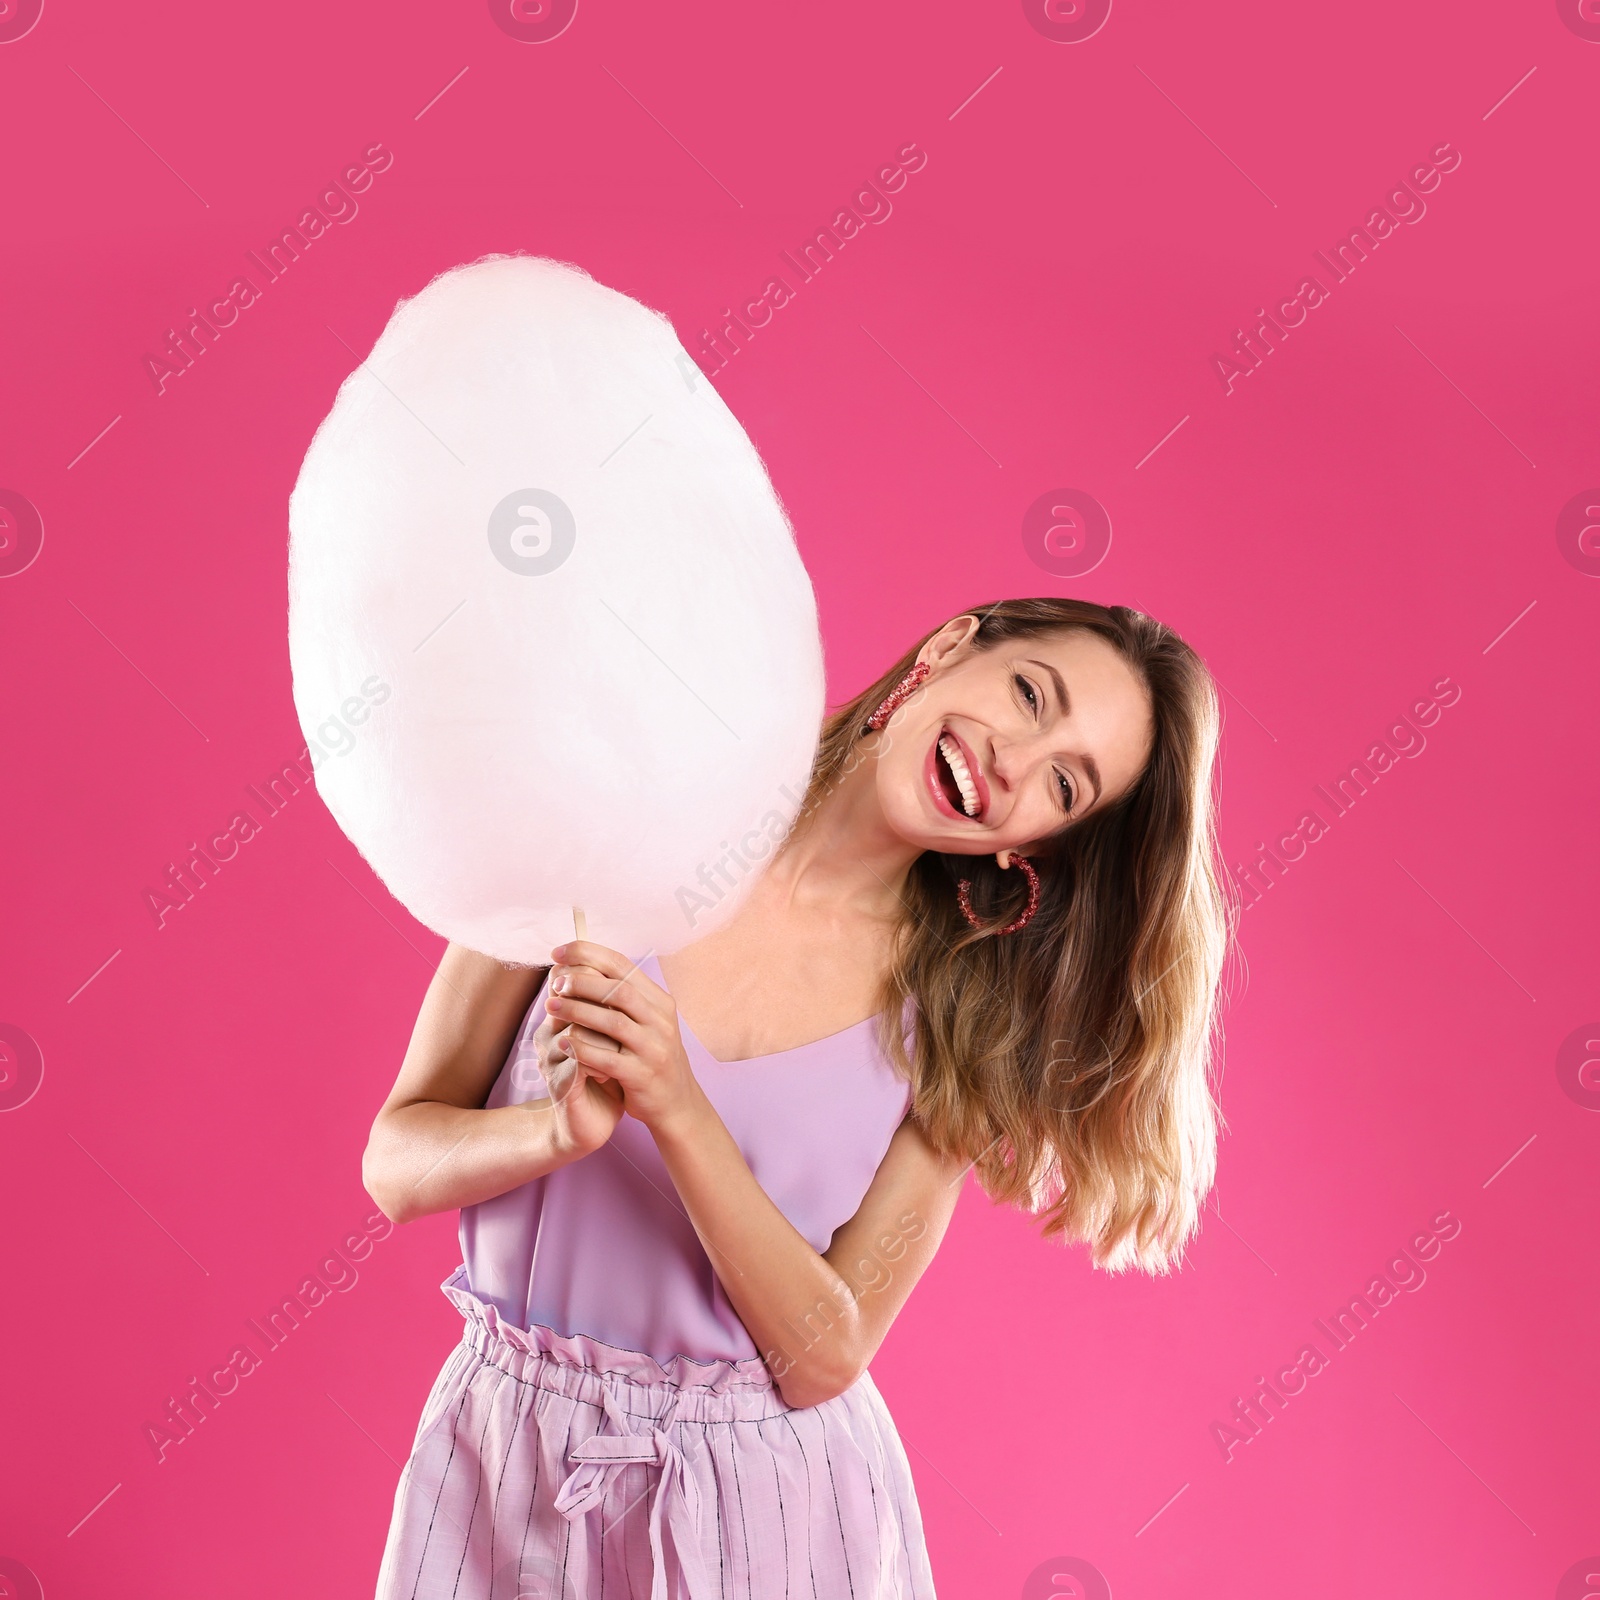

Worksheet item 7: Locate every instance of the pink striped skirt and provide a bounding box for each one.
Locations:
[374,1268,936,1599]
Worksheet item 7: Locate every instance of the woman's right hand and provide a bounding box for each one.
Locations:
[535,1008,625,1158]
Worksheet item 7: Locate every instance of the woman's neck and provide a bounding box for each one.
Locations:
[759,743,920,923]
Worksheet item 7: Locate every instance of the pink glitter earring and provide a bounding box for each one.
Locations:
[957,851,1042,937]
[863,660,930,733]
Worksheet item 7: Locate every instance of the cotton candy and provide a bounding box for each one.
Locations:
[288,254,824,962]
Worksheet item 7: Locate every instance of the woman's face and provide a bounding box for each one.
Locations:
[874,618,1155,857]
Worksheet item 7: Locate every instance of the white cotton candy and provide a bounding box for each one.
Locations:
[288,254,824,962]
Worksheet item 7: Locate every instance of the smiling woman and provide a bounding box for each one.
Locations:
[361,593,1232,1599]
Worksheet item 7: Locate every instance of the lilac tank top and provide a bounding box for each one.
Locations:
[459,953,914,1365]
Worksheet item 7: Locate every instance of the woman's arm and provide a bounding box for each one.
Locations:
[546,941,967,1407]
[660,1110,965,1407]
[362,943,623,1225]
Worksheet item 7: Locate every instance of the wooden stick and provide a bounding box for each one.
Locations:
[572,906,588,942]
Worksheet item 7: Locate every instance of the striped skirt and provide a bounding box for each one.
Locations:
[374,1267,936,1599]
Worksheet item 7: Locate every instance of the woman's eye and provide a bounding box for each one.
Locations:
[1056,771,1074,812]
[1015,674,1038,713]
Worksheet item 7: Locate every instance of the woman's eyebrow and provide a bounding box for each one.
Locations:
[1026,658,1070,714]
[1082,755,1103,807]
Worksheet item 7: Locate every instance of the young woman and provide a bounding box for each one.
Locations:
[364,597,1231,1600]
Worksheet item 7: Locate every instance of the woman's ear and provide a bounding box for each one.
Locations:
[919,613,982,672]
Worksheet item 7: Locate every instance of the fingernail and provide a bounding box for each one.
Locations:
[551,944,567,959]
[552,973,569,994]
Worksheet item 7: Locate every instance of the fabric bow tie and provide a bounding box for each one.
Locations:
[553,1392,711,1600]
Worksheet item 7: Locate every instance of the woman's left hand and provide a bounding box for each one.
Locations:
[543,942,705,1138]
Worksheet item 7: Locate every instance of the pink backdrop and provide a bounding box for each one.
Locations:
[2,2,1597,1596]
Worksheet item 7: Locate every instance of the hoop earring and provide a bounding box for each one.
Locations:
[863,660,930,733]
[957,852,1042,937]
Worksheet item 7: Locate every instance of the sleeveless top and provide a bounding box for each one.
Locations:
[459,953,914,1365]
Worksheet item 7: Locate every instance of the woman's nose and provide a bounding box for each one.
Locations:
[987,740,1022,791]
[990,730,1051,791]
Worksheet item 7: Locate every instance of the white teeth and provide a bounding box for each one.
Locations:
[938,735,980,818]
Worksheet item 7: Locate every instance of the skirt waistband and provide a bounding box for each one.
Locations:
[440,1265,793,1425]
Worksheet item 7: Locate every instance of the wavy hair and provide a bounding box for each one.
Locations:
[788,598,1234,1273]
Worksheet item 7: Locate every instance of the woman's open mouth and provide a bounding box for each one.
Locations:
[926,729,984,821]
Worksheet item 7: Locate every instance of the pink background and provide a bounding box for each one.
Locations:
[2,2,1597,1596]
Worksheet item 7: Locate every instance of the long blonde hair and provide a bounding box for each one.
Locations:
[791,599,1234,1273]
